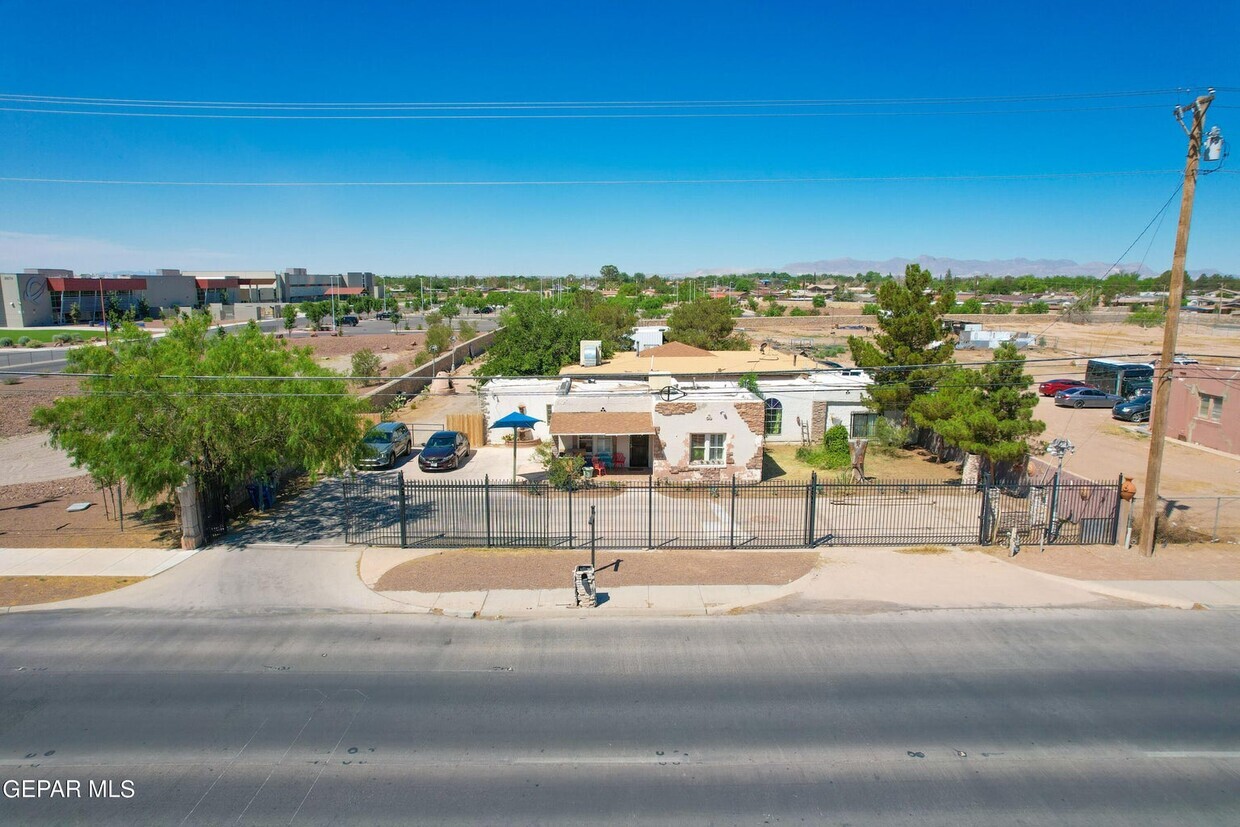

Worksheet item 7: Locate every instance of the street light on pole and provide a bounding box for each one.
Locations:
[1044,438,1075,548]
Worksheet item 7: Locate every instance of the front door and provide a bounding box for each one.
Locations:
[629,434,650,468]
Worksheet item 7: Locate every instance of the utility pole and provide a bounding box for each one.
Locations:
[1138,89,1215,557]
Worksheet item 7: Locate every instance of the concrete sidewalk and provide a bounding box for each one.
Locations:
[361,547,1232,618]
[0,546,200,577]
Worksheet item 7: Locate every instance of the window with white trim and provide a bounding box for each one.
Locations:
[690,433,725,464]
[1198,393,1223,423]
[764,398,783,435]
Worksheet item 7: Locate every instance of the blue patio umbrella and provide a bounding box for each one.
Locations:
[491,411,543,480]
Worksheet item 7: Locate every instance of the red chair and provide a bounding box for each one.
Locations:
[592,457,606,476]
[613,452,627,468]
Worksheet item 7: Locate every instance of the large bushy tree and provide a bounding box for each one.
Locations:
[666,297,748,350]
[907,342,1045,470]
[477,295,604,375]
[33,314,364,509]
[849,264,955,412]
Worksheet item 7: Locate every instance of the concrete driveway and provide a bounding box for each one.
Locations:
[366,444,542,481]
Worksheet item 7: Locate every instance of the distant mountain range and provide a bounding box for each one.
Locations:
[673,255,1232,279]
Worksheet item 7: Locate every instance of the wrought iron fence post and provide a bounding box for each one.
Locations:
[1046,469,1061,546]
[729,474,737,549]
[647,472,654,549]
[979,472,992,545]
[397,471,408,548]
[589,505,597,570]
[1111,474,1124,545]
[484,474,492,548]
[568,480,574,549]
[805,471,818,547]
[341,478,350,543]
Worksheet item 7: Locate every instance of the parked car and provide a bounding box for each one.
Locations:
[1054,387,1124,409]
[339,314,359,326]
[1113,395,1152,422]
[376,310,392,320]
[1127,381,1152,398]
[417,430,471,471]
[1172,355,1200,365]
[357,422,412,469]
[473,305,494,314]
[1039,378,1092,396]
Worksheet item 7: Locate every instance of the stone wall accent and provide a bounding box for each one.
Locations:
[810,401,828,441]
[735,401,765,436]
[655,402,697,416]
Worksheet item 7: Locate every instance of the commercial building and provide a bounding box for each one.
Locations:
[0,267,379,327]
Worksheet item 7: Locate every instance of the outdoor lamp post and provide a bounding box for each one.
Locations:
[1044,438,1075,546]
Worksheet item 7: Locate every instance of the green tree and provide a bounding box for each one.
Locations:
[301,301,328,330]
[812,295,826,308]
[666,298,748,350]
[282,304,298,335]
[848,264,955,413]
[907,342,1045,471]
[67,303,82,325]
[389,306,403,330]
[32,315,363,515]
[425,322,453,356]
[959,297,983,314]
[478,295,604,375]
[599,264,621,281]
[1017,300,1050,314]
[457,319,478,341]
[351,348,381,386]
[588,300,637,352]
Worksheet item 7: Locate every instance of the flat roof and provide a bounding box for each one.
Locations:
[561,347,808,376]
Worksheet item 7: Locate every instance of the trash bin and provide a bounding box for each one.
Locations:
[573,565,597,608]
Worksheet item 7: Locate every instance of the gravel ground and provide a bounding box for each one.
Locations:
[985,542,1240,581]
[375,549,818,592]
[0,376,81,438]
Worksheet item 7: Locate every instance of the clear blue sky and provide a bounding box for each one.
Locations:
[0,0,1236,275]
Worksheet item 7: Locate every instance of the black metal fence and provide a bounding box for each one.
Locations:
[342,473,1123,549]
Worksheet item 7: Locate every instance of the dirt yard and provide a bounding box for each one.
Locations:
[0,575,146,607]
[763,444,960,482]
[0,376,81,439]
[0,478,179,549]
[288,331,427,378]
[987,542,1240,581]
[375,549,818,592]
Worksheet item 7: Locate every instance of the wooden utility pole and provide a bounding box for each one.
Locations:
[1138,90,1214,556]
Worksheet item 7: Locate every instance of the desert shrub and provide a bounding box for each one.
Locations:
[535,443,585,490]
[0,337,13,347]
[17,336,31,346]
[351,349,381,386]
[873,417,914,456]
[796,423,852,470]
[52,332,74,344]
[413,349,431,367]
[2,376,20,385]
[27,340,43,348]
[1127,306,1166,328]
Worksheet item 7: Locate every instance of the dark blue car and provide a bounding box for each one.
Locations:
[1112,395,1151,422]
[418,430,471,472]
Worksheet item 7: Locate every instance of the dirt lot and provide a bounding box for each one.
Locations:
[0,376,81,439]
[375,549,818,592]
[987,542,1240,581]
[0,478,178,549]
[288,331,427,378]
[0,575,146,607]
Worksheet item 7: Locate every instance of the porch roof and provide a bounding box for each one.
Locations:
[549,411,656,436]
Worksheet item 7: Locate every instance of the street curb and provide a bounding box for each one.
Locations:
[1012,566,1197,610]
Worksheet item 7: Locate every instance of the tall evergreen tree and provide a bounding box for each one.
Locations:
[848,264,955,413]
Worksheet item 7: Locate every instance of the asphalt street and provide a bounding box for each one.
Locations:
[1,608,1238,824]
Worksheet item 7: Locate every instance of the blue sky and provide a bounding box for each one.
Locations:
[0,0,1236,275]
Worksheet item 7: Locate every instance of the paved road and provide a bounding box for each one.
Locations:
[1,609,1237,824]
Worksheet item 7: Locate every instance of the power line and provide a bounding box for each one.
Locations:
[0,104,1171,120]
[0,88,1192,110]
[0,170,1197,188]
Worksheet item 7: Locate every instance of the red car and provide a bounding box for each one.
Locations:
[1038,378,1092,396]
